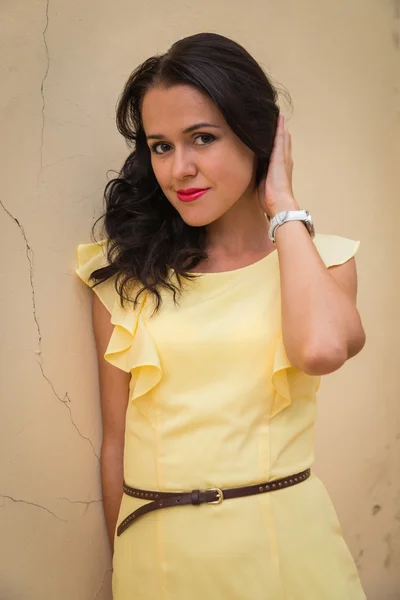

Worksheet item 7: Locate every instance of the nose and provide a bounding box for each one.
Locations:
[171,147,197,180]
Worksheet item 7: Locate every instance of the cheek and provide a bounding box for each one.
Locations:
[151,159,165,186]
[214,152,255,193]
[151,160,179,208]
[151,158,162,183]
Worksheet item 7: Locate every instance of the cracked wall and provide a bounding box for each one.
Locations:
[0,0,399,599]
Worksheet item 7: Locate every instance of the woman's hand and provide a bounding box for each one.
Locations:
[258,114,300,218]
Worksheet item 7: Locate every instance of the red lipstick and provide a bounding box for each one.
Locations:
[176,188,209,202]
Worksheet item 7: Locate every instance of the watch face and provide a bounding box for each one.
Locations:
[307,218,315,237]
[302,212,315,237]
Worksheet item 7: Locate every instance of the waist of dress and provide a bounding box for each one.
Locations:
[117,468,311,536]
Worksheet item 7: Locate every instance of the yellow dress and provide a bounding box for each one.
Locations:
[76,232,366,600]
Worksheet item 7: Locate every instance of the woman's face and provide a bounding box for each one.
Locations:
[141,84,257,227]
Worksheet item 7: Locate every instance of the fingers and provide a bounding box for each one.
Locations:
[270,114,284,159]
[280,114,293,167]
[277,113,285,147]
[284,126,292,164]
[270,113,293,168]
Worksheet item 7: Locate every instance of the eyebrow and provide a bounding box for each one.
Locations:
[146,122,221,141]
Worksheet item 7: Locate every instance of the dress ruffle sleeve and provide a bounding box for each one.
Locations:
[312,233,360,268]
[76,239,115,313]
[76,240,162,402]
[104,295,162,401]
[271,233,360,417]
[271,336,296,417]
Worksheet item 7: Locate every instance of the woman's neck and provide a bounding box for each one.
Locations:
[205,192,272,259]
[187,191,275,274]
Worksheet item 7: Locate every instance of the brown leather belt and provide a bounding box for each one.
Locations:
[117,468,311,536]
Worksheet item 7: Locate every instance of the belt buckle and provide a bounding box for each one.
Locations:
[206,487,224,505]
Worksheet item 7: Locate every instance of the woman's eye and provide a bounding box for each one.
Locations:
[150,134,215,155]
[151,143,171,155]
[194,134,215,145]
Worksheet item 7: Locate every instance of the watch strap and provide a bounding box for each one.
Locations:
[268,210,314,243]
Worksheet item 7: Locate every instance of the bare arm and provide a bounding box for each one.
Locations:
[259,115,366,375]
[92,293,130,552]
[275,220,366,375]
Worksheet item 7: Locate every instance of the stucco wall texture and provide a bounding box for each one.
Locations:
[1,1,399,598]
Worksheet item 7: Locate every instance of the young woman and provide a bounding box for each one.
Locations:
[76,32,366,599]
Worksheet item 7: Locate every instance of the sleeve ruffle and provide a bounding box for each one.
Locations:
[271,337,321,418]
[76,239,115,313]
[104,294,162,401]
[312,233,360,268]
[76,241,162,401]
[271,336,293,417]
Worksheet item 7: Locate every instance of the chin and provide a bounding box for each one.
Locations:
[179,211,220,228]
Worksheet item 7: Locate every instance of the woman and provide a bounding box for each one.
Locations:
[76,32,366,599]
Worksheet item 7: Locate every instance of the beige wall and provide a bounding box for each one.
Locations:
[1,0,399,598]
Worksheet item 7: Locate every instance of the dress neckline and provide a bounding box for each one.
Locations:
[186,246,278,277]
[184,233,321,276]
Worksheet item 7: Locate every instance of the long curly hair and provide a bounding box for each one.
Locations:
[90,32,284,310]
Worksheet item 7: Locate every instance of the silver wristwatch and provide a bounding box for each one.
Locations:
[268,209,315,244]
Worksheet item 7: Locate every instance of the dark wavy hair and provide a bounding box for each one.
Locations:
[90,32,286,310]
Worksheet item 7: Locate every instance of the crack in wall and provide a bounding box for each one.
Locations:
[0,200,42,356]
[39,0,50,179]
[0,1,101,465]
[93,569,113,600]
[1,199,100,462]
[38,362,100,459]
[58,498,102,505]
[0,494,66,522]
[58,497,102,516]
[0,493,104,523]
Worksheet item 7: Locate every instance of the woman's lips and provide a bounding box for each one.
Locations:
[176,189,209,202]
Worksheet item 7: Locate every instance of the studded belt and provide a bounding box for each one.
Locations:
[116,468,311,536]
